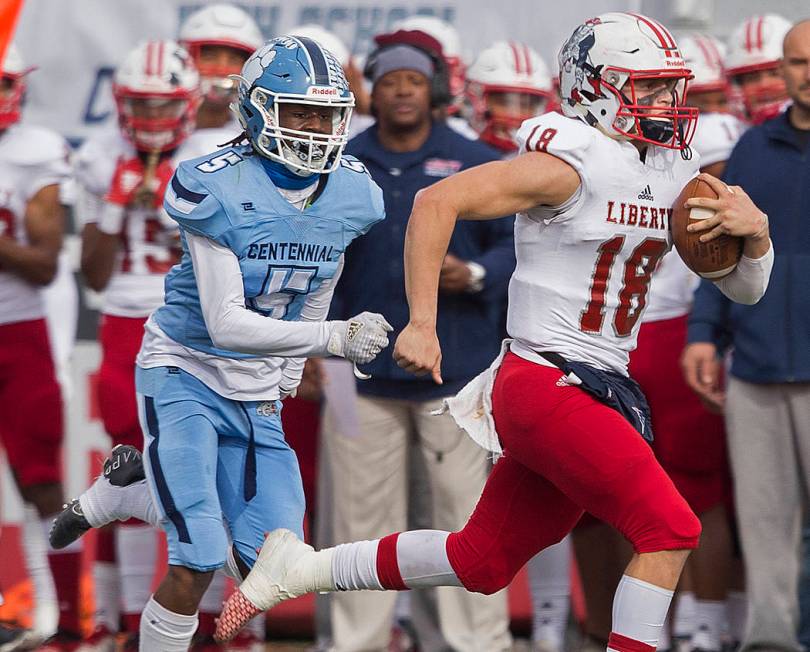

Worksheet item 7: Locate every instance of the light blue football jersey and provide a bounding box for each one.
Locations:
[158,145,385,358]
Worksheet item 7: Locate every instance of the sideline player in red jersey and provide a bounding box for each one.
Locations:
[0,43,84,650]
[216,13,775,651]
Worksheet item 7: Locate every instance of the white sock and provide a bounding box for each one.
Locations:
[658,615,672,650]
[331,539,383,590]
[691,600,726,651]
[331,531,461,592]
[22,505,59,638]
[117,523,158,616]
[395,531,462,588]
[93,560,120,632]
[528,537,571,651]
[673,590,696,639]
[80,478,158,528]
[726,591,746,643]
[199,570,226,614]
[139,596,198,651]
[610,575,674,648]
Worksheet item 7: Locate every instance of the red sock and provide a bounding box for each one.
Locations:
[122,612,141,633]
[97,526,116,562]
[375,533,406,590]
[198,612,217,637]
[608,632,656,652]
[48,551,83,636]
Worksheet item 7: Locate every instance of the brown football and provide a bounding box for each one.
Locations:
[671,177,743,279]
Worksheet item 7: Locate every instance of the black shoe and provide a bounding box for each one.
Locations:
[0,625,29,652]
[49,445,145,550]
[103,444,145,486]
[49,498,92,550]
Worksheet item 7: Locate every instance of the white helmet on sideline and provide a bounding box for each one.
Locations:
[466,41,553,151]
[180,4,264,103]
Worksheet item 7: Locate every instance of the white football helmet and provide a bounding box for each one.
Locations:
[725,14,792,123]
[179,4,264,103]
[678,34,727,94]
[113,40,201,152]
[394,15,466,112]
[466,41,553,151]
[287,24,350,67]
[0,44,33,129]
[558,12,697,151]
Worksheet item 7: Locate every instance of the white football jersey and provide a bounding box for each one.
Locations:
[642,112,746,323]
[691,112,747,168]
[174,123,240,162]
[0,124,70,326]
[508,112,699,374]
[73,129,179,317]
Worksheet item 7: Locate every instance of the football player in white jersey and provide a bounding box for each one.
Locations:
[73,40,200,648]
[0,43,84,650]
[573,32,750,652]
[178,3,263,161]
[725,14,793,125]
[214,14,774,652]
[467,39,571,652]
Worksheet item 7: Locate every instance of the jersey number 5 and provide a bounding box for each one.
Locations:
[580,236,668,337]
[247,265,318,319]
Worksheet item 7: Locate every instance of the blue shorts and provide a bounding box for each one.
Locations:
[135,365,305,572]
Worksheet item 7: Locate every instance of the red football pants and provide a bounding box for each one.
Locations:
[445,352,701,595]
[0,319,63,486]
[97,314,147,449]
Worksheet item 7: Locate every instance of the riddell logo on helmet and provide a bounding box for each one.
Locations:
[665,58,685,67]
[308,86,339,96]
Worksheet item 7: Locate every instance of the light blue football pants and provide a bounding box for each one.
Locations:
[135,365,305,572]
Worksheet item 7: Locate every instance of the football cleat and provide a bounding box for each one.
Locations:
[49,499,91,550]
[215,529,328,642]
[49,445,146,549]
[0,623,44,652]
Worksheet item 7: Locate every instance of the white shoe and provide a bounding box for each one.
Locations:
[215,529,333,642]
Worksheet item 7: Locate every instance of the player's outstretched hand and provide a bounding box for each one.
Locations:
[685,173,769,244]
[393,323,443,385]
[327,312,393,364]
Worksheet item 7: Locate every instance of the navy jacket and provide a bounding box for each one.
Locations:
[336,122,515,400]
[688,110,810,383]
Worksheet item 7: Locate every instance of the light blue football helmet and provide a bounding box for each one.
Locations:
[232,36,355,175]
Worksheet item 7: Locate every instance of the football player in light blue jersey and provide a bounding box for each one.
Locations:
[50,36,391,651]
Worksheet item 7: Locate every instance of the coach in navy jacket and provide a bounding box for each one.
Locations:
[687,110,810,382]
[684,47,810,650]
[336,121,514,400]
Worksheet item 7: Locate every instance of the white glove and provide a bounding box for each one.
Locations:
[327,312,393,364]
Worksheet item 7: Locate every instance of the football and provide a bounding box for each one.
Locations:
[671,177,743,279]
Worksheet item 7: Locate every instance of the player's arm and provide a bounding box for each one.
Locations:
[186,233,389,362]
[278,256,345,398]
[76,183,127,292]
[394,152,580,383]
[685,173,773,304]
[0,184,63,286]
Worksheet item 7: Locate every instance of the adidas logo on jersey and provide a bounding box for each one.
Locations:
[637,185,655,201]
